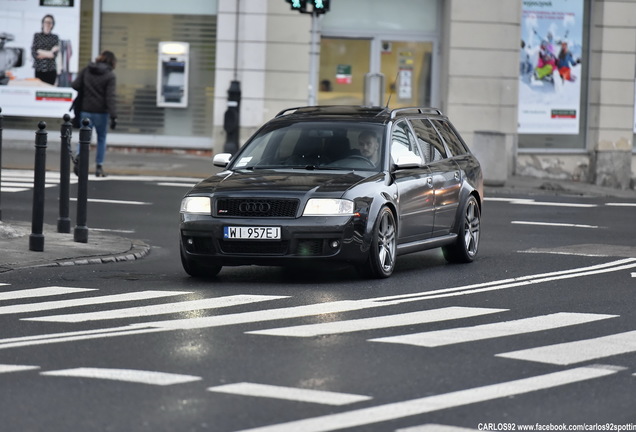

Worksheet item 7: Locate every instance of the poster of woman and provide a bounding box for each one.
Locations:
[518,0,584,135]
[0,0,80,117]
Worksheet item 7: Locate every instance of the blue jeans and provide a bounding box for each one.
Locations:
[78,111,109,166]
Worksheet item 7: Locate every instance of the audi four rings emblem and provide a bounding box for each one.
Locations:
[239,201,271,213]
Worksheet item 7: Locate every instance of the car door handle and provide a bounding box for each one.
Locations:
[454,171,460,181]
[426,177,433,187]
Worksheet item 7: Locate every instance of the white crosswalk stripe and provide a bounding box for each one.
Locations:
[247,307,507,337]
[0,169,77,193]
[233,366,623,432]
[24,295,289,323]
[497,330,636,365]
[208,382,371,406]
[0,290,191,315]
[369,312,617,347]
[0,280,635,432]
[41,367,202,386]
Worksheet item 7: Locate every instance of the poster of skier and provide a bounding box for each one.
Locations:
[518,0,584,134]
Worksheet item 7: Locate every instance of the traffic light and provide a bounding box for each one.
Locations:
[312,0,330,14]
[286,0,307,12]
[286,0,329,14]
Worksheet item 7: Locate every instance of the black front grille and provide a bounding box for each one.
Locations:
[216,198,299,218]
[219,240,289,255]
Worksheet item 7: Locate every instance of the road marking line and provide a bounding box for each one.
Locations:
[90,228,137,234]
[369,313,617,347]
[606,203,636,207]
[497,330,636,365]
[208,382,371,406]
[369,258,636,303]
[247,307,507,337]
[484,197,597,208]
[0,187,30,193]
[70,197,151,205]
[520,250,608,257]
[1,181,58,187]
[396,425,476,432]
[0,290,191,315]
[0,286,97,301]
[41,367,201,386]
[234,366,622,432]
[156,182,195,187]
[0,364,40,373]
[512,221,599,229]
[25,295,289,323]
[1,259,635,351]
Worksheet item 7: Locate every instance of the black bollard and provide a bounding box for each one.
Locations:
[0,107,3,221]
[58,114,72,233]
[29,121,47,252]
[73,118,91,243]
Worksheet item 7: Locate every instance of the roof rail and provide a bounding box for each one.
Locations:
[275,106,311,118]
[390,107,443,119]
[275,105,386,118]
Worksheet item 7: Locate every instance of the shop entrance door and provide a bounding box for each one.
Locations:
[318,38,435,108]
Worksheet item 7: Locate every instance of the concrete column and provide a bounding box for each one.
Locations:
[587,1,636,189]
[472,131,507,186]
[591,139,632,189]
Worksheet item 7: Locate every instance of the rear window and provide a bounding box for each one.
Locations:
[431,120,469,156]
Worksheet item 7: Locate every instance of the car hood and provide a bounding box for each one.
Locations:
[188,169,375,197]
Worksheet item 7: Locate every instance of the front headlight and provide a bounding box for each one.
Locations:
[180,196,211,214]
[303,198,355,216]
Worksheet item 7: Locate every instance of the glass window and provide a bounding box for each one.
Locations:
[430,119,468,156]
[409,118,447,162]
[390,120,422,164]
[321,0,439,34]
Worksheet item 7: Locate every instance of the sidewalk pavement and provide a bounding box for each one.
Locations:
[1,143,635,272]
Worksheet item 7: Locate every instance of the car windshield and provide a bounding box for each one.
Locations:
[229,121,386,172]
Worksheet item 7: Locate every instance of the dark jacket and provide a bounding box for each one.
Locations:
[72,62,117,118]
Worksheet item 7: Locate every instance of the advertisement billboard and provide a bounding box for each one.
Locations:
[0,0,81,117]
[518,0,584,134]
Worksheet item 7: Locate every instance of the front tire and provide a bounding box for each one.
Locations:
[442,195,480,263]
[359,206,397,278]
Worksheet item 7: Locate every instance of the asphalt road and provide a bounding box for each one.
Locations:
[0,172,635,432]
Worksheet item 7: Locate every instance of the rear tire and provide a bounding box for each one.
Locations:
[180,242,222,278]
[442,195,480,263]
[359,206,397,278]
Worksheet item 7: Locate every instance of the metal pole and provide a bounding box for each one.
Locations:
[73,118,91,243]
[0,107,3,221]
[308,11,320,106]
[29,121,47,252]
[58,114,72,233]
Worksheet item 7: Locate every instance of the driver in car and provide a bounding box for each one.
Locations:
[358,131,381,166]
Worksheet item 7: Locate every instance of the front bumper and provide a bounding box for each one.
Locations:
[180,215,368,267]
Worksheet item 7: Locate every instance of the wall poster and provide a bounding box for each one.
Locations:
[518,0,584,134]
[0,0,81,118]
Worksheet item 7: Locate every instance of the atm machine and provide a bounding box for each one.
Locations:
[156,41,189,108]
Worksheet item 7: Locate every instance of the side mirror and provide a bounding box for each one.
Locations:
[393,154,422,169]
[213,153,232,168]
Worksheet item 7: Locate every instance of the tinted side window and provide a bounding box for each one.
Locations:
[431,120,469,157]
[410,118,447,162]
[390,120,422,164]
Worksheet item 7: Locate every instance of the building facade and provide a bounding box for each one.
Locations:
[4,0,635,189]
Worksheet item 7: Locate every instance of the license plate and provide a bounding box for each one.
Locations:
[224,226,281,240]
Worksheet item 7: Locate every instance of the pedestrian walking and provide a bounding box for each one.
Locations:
[72,50,118,177]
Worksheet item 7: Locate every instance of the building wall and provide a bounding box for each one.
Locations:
[211,0,635,188]
[213,0,310,154]
[443,0,521,177]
